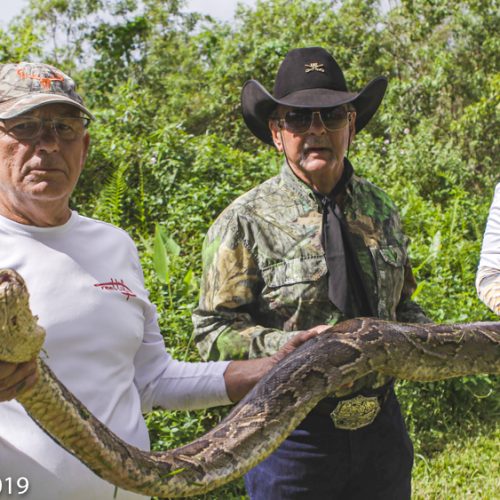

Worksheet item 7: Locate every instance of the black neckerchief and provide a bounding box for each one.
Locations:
[317,159,372,317]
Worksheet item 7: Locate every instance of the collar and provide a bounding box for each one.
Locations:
[330,158,353,199]
[279,158,355,210]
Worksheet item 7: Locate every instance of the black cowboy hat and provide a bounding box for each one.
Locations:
[241,47,387,145]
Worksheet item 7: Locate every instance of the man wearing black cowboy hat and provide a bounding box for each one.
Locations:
[193,47,430,499]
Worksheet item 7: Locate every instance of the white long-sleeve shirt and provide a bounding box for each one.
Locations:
[0,212,231,499]
[476,183,500,316]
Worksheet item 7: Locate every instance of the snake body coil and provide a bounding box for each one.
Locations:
[1,268,499,497]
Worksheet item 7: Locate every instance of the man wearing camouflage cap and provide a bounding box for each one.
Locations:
[193,47,431,499]
[0,62,318,499]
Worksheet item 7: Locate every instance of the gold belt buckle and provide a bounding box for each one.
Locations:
[331,394,381,430]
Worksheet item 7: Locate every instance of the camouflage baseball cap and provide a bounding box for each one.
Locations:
[0,62,94,120]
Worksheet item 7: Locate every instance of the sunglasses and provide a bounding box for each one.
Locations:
[277,107,352,134]
[0,115,90,141]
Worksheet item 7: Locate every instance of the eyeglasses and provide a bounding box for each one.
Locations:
[0,115,90,141]
[277,107,352,134]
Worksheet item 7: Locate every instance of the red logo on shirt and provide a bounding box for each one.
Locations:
[94,279,137,300]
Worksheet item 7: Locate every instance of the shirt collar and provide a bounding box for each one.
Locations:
[280,158,355,208]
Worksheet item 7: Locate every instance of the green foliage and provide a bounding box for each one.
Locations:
[153,223,181,285]
[92,161,129,225]
[397,376,498,453]
[0,16,43,62]
[3,0,499,497]
[152,223,199,316]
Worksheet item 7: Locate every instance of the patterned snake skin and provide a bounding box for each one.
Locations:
[1,268,499,497]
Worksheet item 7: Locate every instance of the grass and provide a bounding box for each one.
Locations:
[412,421,499,499]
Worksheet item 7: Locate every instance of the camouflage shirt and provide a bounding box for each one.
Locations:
[193,163,429,389]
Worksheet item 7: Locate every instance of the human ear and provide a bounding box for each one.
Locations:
[269,120,283,152]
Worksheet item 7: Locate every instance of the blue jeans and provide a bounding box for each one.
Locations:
[244,390,413,500]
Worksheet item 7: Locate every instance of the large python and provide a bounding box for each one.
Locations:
[1,268,499,498]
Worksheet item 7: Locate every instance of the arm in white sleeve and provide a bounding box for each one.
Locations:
[134,300,232,412]
[476,183,500,315]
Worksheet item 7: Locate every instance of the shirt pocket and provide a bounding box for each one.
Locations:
[369,244,406,319]
[260,256,329,323]
[262,255,327,287]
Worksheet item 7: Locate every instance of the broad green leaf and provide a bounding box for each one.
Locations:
[153,224,181,284]
[153,223,170,284]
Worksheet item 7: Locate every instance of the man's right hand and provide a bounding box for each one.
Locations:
[224,325,331,402]
[0,359,38,402]
[268,325,332,364]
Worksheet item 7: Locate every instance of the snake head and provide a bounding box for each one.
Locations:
[0,268,46,363]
